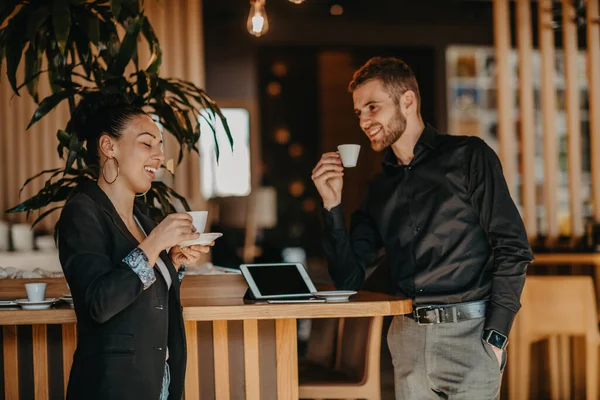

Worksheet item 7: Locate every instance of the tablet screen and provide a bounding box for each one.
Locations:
[245,264,312,296]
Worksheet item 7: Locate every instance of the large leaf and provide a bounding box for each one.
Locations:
[5,11,28,94]
[110,0,122,19]
[27,89,74,129]
[52,0,71,54]
[31,206,63,228]
[25,6,50,45]
[141,16,161,73]
[25,38,43,103]
[112,13,143,75]
[46,40,66,93]
[18,167,62,196]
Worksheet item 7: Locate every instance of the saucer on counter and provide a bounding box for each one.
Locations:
[312,290,357,302]
[15,298,61,310]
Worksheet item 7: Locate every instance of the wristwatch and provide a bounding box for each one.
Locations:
[484,329,508,351]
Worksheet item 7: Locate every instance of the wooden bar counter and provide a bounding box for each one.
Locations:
[0,274,411,400]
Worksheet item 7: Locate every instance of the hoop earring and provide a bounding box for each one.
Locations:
[101,157,119,184]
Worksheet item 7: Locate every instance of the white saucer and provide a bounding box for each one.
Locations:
[179,232,223,247]
[312,290,357,302]
[15,298,60,310]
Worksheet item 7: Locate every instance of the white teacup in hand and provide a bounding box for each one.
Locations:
[337,144,361,168]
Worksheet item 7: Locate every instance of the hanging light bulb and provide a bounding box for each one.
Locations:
[247,0,269,37]
[288,0,305,4]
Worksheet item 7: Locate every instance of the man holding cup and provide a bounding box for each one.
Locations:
[311,57,533,399]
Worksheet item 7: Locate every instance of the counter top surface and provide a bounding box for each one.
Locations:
[0,291,412,325]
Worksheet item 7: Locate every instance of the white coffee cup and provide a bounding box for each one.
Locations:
[187,211,208,234]
[25,282,47,302]
[337,144,361,168]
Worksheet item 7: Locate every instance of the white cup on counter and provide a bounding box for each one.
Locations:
[25,282,47,302]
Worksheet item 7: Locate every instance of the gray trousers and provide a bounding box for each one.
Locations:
[387,315,506,400]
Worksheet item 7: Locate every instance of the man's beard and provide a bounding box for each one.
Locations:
[370,109,407,152]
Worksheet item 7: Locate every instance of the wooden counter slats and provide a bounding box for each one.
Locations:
[32,325,48,400]
[243,319,261,400]
[61,324,77,397]
[275,319,298,400]
[3,325,19,399]
[212,320,230,400]
[184,321,200,400]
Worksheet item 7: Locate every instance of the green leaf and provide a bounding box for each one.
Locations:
[5,16,27,94]
[85,10,100,45]
[141,16,161,73]
[25,7,50,45]
[25,41,43,103]
[53,0,71,55]
[18,168,62,196]
[113,13,143,75]
[27,90,73,129]
[110,0,122,19]
[31,206,63,228]
[46,41,65,94]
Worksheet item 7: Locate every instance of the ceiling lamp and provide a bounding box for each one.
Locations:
[247,0,269,37]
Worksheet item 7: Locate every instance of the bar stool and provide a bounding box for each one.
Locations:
[508,276,600,400]
[299,316,383,400]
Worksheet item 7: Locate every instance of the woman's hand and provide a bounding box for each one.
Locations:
[170,243,214,268]
[138,213,199,265]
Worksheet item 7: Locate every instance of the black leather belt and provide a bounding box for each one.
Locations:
[407,300,488,325]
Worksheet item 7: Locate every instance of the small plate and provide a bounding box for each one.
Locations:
[0,300,18,307]
[15,298,60,310]
[312,290,357,302]
[179,232,223,247]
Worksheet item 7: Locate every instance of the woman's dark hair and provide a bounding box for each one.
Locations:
[67,91,148,167]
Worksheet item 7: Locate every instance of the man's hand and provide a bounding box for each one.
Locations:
[312,152,344,210]
[488,344,503,367]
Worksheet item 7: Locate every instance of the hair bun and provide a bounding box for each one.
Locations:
[68,91,131,141]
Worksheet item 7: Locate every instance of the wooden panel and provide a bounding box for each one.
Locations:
[32,325,49,400]
[562,0,584,237]
[184,321,200,400]
[2,326,19,399]
[516,0,538,239]
[243,319,261,400]
[61,323,77,396]
[538,0,560,241]
[587,0,600,222]
[493,0,517,196]
[212,320,230,400]
[275,319,298,400]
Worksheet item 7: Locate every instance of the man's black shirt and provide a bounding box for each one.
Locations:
[322,125,533,335]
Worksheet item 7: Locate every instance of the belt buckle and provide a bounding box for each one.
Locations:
[413,305,441,325]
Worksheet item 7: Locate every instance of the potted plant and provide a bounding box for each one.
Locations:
[0,0,232,226]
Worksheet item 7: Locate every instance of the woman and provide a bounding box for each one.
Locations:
[57,92,211,399]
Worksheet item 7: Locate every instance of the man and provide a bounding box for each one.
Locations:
[311,57,533,399]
